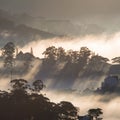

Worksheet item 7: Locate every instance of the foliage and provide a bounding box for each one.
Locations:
[10,79,29,91]
[112,57,120,64]
[0,79,78,120]
[32,79,45,92]
[1,42,15,80]
[43,46,57,62]
[56,101,78,120]
[2,42,15,68]
[88,108,103,120]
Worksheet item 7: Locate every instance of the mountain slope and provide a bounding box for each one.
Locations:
[0,10,57,47]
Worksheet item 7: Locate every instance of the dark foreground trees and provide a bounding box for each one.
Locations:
[88,108,103,120]
[78,108,103,120]
[0,79,78,120]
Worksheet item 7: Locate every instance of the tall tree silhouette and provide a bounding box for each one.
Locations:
[43,46,57,63]
[2,42,15,80]
[56,47,66,61]
[56,101,78,120]
[32,79,45,93]
[87,55,109,72]
[88,108,103,120]
[78,47,91,67]
[112,57,120,64]
[0,79,79,120]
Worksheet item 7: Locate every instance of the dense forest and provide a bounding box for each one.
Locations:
[0,78,103,120]
[0,78,78,120]
[0,42,104,120]
[0,42,120,91]
[0,4,119,120]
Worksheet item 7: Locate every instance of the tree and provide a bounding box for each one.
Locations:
[88,108,103,120]
[0,78,80,120]
[2,42,15,80]
[43,46,57,63]
[112,57,120,64]
[10,79,29,91]
[32,80,45,93]
[79,47,91,62]
[56,101,78,120]
[90,55,109,63]
[79,47,91,57]
[66,50,79,63]
[56,47,66,61]
[88,55,109,71]
[77,47,91,69]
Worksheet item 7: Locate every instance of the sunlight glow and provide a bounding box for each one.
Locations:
[21,32,120,60]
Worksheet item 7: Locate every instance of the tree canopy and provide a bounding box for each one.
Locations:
[0,79,78,120]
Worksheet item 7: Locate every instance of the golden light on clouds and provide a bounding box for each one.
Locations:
[21,32,120,60]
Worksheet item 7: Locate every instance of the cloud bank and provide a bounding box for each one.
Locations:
[21,32,120,60]
[43,90,120,120]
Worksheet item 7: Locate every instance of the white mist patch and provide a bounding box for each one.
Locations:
[0,78,11,91]
[43,90,120,120]
[20,32,120,60]
[23,59,42,80]
[72,76,106,91]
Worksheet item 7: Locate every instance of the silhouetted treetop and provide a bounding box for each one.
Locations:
[112,57,120,64]
[32,79,45,92]
[88,108,103,120]
[2,42,15,67]
[43,46,57,61]
[10,79,29,91]
[0,78,79,120]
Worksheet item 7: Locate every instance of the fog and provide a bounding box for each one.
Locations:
[42,90,120,120]
[0,72,119,120]
[0,1,120,119]
[23,59,42,80]
[21,32,120,60]
[0,78,10,90]
[0,78,119,120]
[0,31,120,120]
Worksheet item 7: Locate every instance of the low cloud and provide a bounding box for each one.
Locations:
[43,90,120,120]
[20,32,120,60]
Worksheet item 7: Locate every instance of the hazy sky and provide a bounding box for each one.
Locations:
[0,0,120,59]
[0,0,120,19]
